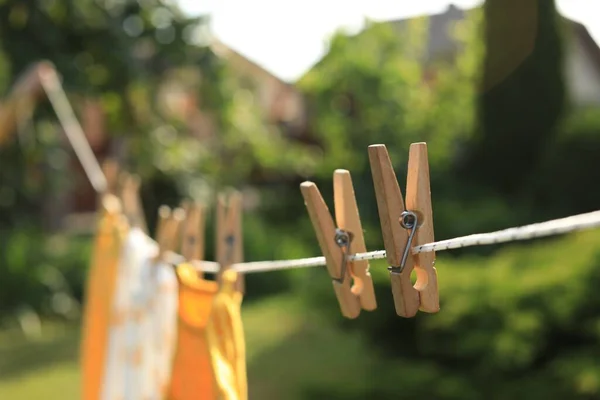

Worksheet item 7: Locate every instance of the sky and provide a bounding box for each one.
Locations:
[177,0,600,82]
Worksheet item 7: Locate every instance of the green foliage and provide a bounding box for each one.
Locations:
[528,106,600,219]
[0,228,89,320]
[467,0,567,195]
[298,14,481,177]
[1,2,600,398]
[421,230,600,398]
[0,0,318,315]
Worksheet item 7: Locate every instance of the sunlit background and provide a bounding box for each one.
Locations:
[178,0,600,81]
[2,0,600,398]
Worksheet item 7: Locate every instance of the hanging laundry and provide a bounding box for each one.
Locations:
[207,269,247,400]
[81,197,129,400]
[100,227,178,400]
[166,263,219,400]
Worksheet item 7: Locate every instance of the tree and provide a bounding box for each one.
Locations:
[0,0,317,319]
[466,0,567,195]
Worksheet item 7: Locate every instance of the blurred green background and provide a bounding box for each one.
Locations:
[2,0,600,399]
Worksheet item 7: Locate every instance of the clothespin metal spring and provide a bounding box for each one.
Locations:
[333,229,353,284]
[388,210,419,275]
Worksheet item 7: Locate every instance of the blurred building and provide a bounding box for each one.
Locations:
[386,4,600,106]
[210,40,308,138]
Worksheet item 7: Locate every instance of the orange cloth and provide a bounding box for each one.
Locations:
[167,263,219,400]
[167,266,247,400]
[81,204,128,400]
[206,269,247,400]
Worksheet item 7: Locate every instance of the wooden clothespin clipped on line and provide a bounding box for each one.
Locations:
[101,158,120,197]
[100,158,148,233]
[155,205,185,262]
[216,191,244,292]
[301,170,377,319]
[369,142,439,318]
[180,200,206,277]
[119,171,148,233]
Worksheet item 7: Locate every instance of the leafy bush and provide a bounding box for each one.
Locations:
[0,228,91,323]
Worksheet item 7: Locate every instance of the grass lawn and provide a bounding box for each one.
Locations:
[0,295,378,400]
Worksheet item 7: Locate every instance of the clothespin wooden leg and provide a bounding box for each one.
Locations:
[301,182,362,319]
[155,205,185,262]
[180,200,206,277]
[216,191,244,292]
[101,158,120,196]
[333,170,377,311]
[369,144,420,317]
[405,143,439,313]
[119,172,148,233]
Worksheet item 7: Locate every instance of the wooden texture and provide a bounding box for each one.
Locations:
[368,144,419,317]
[301,181,361,319]
[333,170,377,311]
[119,172,148,233]
[0,61,52,147]
[155,206,184,262]
[405,143,439,313]
[180,201,206,277]
[101,159,120,196]
[155,206,171,260]
[216,191,244,292]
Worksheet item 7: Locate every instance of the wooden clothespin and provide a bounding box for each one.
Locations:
[101,158,120,196]
[180,200,206,277]
[155,205,185,262]
[301,169,377,319]
[119,171,148,233]
[215,191,244,292]
[368,143,439,318]
[99,192,122,215]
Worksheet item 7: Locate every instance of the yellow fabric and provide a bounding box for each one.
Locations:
[167,263,219,400]
[206,269,247,400]
[81,205,128,400]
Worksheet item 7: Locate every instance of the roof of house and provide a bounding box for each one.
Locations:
[210,39,296,90]
[569,20,600,76]
[388,4,466,62]
[300,3,600,79]
[210,39,306,125]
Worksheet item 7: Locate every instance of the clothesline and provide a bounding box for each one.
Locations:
[226,209,600,273]
[41,65,600,275]
[40,67,108,194]
[161,208,600,273]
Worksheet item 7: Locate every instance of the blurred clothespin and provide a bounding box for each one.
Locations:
[99,193,122,215]
[119,171,148,233]
[101,158,120,196]
[369,143,439,318]
[301,170,377,319]
[155,205,185,262]
[180,200,206,277]
[216,191,244,292]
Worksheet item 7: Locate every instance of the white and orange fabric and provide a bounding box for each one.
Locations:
[83,210,247,400]
[100,227,179,400]
[81,199,129,400]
